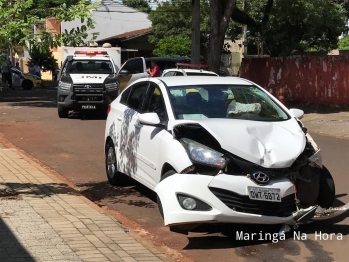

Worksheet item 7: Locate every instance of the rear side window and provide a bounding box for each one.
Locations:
[120,87,132,105]
[123,83,149,112]
[163,71,176,76]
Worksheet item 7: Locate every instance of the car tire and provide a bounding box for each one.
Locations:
[22,80,33,90]
[105,140,123,186]
[157,169,176,218]
[58,106,69,118]
[316,165,335,208]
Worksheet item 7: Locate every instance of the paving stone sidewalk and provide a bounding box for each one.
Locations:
[0,143,173,262]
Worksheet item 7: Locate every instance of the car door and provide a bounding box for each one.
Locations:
[131,82,169,189]
[11,69,22,87]
[117,57,147,94]
[116,81,150,180]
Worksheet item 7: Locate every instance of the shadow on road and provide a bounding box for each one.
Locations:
[76,176,157,209]
[0,88,56,108]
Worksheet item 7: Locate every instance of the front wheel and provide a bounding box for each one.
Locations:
[22,80,33,90]
[316,166,335,208]
[105,140,123,186]
[58,106,69,118]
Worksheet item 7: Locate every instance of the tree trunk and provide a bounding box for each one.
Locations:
[207,0,236,73]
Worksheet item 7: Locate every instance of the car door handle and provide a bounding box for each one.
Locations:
[117,116,122,121]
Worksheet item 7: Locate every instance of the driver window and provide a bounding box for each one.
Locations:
[144,84,168,121]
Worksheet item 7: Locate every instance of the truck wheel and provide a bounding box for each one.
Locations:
[22,80,33,90]
[316,166,335,208]
[58,106,69,118]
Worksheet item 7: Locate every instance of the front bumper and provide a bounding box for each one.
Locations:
[57,87,118,110]
[155,173,297,226]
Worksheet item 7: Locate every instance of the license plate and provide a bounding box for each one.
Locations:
[81,105,96,109]
[248,186,281,202]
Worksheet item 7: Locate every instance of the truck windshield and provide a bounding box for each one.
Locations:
[67,60,114,74]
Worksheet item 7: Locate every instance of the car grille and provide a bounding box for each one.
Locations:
[209,187,295,217]
[73,84,104,103]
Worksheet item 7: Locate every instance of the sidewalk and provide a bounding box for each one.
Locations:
[0,142,173,262]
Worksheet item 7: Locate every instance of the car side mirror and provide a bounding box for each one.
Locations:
[119,69,130,76]
[289,108,304,119]
[139,113,163,126]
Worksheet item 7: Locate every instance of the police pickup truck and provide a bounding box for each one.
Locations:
[57,47,120,118]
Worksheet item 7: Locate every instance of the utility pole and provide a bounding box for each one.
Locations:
[191,0,200,64]
[242,0,247,58]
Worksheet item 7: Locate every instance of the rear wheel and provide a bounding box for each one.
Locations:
[157,169,176,218]
[22,80,33,90]
[58,106,69,118]
[316,165,335,208]
[105,140,123,186]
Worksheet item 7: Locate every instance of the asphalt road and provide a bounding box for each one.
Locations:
[0,87,348,262]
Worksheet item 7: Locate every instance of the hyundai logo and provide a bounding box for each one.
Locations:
[251,172,270,184]
[84,85,91,88]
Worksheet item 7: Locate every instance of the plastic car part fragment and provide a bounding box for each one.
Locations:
[180,138,231,169]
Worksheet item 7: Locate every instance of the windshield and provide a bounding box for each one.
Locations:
[67,60,114,74]
[168,85,289,121]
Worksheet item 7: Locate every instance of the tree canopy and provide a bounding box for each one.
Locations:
[148,0,347,63]
[122,0,151,13]
[148,0,210,59]
[0,0,98,59]
[252,0,346,56]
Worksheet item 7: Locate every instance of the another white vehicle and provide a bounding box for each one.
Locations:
[57,49,119,118]
[104,76,348,234]
[162,68,218,77]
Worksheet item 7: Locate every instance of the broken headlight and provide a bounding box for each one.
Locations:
[180,138,230,169]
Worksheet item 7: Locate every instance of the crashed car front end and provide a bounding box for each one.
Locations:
[155,119,348,230]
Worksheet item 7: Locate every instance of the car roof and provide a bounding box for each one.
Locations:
[163,68,218,74]
[150,76,253,86]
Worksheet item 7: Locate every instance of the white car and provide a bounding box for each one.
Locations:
[162,68,219,77]
[104,76,348,234]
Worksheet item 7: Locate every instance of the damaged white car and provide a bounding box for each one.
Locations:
[104,76,348,234]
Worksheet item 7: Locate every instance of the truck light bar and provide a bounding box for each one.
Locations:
[74,51,108,55]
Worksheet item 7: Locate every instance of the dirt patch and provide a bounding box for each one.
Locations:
[0,195,23,201]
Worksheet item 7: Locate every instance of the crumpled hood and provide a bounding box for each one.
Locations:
[171,118,306,168]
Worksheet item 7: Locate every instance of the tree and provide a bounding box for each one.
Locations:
[227,0,346,56]
[207,0,237,73]
[122,0,151,13]
[338,35,349,50]
[148,1,210,59]
[28,44,57,72]
[0,0,99,60]
[262,0,345,56]
[153,36,191,57]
